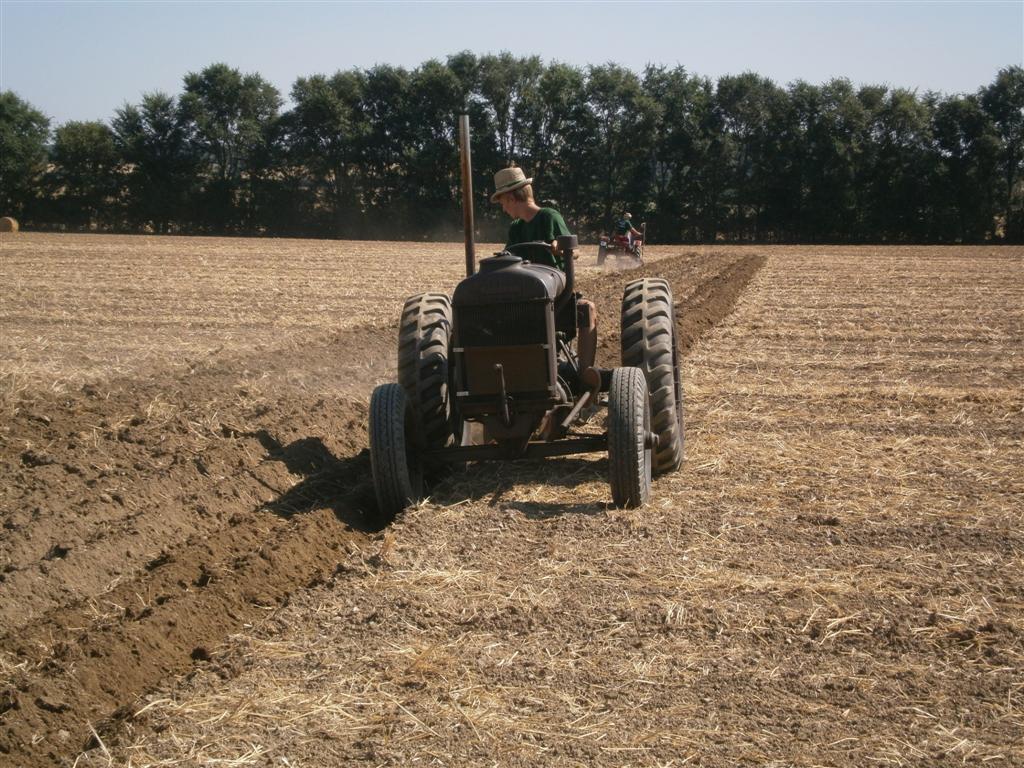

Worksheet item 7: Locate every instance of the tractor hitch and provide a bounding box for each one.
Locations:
[493,363,513,427]
[425,435,609,464]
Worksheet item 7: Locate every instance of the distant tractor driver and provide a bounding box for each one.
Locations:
[614,212,642,247]
[491,165,597,374]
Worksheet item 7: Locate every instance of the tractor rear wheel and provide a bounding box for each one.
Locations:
[369,383,423,523]
[398,293,454,451]
[607,367,652,508]
[620,278,684,475]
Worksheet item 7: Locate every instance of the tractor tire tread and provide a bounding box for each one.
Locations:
[397,292,453,451]
[608,367,651,508]
[369,383,421,523]
[620,278,684,475]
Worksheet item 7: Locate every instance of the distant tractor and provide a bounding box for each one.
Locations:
[598,222,646,268]
[368,118,683,521]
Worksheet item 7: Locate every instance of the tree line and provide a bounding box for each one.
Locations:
[1,55,1022,243]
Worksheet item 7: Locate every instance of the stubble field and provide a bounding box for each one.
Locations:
[1,233,1021,767]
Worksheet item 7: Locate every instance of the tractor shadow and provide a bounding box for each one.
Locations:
[249,431,378,531]
[250,432,611,529]
[431,457,610,519]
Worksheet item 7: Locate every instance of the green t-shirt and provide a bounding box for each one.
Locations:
[614,218,631,235]
[506,207,570,270]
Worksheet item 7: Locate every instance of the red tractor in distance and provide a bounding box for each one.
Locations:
[597,222,646,268]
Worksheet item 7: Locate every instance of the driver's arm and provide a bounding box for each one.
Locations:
[550,239,581,262]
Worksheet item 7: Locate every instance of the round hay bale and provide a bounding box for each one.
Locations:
[0,217,19,233]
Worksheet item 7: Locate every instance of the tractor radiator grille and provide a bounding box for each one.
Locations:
[456,301,548,347]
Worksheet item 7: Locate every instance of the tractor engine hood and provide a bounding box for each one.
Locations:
[453,254,565,306]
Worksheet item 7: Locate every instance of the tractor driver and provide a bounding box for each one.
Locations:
[492,165,598,375]
[614,212,642,247]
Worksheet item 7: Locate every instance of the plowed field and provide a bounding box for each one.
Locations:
[1,234,1021,767]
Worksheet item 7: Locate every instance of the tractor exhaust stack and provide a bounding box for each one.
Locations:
[459,114,476,277]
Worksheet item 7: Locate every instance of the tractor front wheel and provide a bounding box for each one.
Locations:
[369,383,423,524]
[607,367,652,508]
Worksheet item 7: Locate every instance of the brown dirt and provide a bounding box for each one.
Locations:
[95,245,1019,768]
[0,236,759,767]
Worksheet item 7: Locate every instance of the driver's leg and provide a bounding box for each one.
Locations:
[578,299,598,371]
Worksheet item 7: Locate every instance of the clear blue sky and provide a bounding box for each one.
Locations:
[2,0,1021,125]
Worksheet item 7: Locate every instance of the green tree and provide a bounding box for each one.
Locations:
[713,73,788,240]
[782,79,867,242]
[981,66,1024,240]
[0,91,50,221]
[246,112,298,236]
[7,57,1021,244]
[441,51,509,241]
[49,120,121,229]
[586,64,659,229]
[406,59,465,235]
[359,64,412,229]
[860,87,935,241]
[113,92,198,232]
[932,94,1000,241]
[179,63,281,231]
[288,70,367,235]
[477,53,543,164]
[642,66,711,241]
[527,62,592,230]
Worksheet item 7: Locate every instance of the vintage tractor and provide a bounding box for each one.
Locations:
[368,118,683,522]
[597,222,646,267]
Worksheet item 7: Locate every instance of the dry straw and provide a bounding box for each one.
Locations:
[115,245,1023,766]
[0,216,19,232]
[5,239,1022,767]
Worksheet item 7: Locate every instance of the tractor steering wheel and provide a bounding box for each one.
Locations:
[502,240,554,256]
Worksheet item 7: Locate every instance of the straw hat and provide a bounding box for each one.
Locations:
[491,166,533,202]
